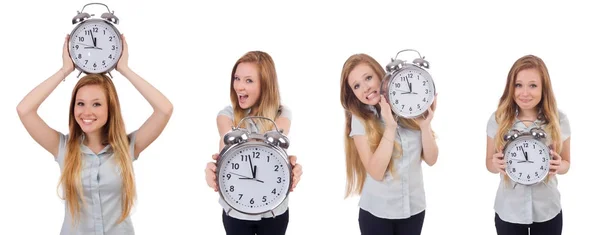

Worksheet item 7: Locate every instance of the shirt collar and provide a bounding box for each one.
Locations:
[79,134,112,155]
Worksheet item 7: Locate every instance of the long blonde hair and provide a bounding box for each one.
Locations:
[59,74,136,224]
[340,54,420,198]
[230,51,283,132]
[493,55,562,182]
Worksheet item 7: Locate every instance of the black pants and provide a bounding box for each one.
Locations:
[222,209,289,235]
[494,211,563,235]
[358,208,426,235]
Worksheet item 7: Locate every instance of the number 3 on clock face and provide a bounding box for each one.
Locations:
[69,19,122,74]
[388,67,435,118]
[218,145,291,215]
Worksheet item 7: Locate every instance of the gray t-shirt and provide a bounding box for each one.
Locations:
[217,105,292,221]
[55,131,138,235]
[349,106,425,219]
[486,110,571,224]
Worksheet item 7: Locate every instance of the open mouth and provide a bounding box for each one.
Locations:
[239,94,249,103]
[366,90,378,100]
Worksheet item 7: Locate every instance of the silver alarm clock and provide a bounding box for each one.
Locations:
[68,3,123,78]
[380,49,436,119]
[503,120,551,186]
[216,116,292,217]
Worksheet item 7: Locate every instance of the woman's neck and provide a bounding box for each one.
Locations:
[517,107,540,128]
[248,107,257,116]
[83,131,105,154]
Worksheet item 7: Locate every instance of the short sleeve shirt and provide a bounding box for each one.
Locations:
[486,110,571,224]
[56,131,138,235]
[349,106,426,219]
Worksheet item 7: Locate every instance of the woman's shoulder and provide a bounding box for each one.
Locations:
[217,105,234,119]
[278,104,292,120]
[557,109,568,121]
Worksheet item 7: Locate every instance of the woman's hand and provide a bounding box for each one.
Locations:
[417,95,437,129]
[205,153,219,192]
[289,155,303,192]
[379,95,398,129]
[548,149,562,175]
[61,34,75,76]
[116,34,129,73]
[492,152,506,175]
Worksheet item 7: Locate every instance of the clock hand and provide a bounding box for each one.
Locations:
[393,87,411,94]
[229,172,252,178]
[238,177,265,183]
[248,156,255,178]
[521,148,528,161]
[90,30,96,47]
[75,42,95,47]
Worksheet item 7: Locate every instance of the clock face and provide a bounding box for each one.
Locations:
[69,19,122,74]
[218,143,291,214]
[504,137,550,185]
[386,65,435,118]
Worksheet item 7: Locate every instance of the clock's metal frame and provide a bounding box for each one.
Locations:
[216,116,293,217]
[503,120,551,186]
[68,3,122,78]
[380,49,436,119]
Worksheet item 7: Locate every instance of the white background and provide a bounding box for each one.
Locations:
[1,0,598,234]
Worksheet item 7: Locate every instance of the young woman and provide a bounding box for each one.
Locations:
[340,53,438,235]
[16,34,173,234]
[204,51,303,235]
[486,55,571,235]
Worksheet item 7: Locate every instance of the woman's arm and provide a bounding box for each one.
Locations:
[557,138,571,174]
[116,35,173,158]
[417,97,438,166]
[420,125,438,166]
[353,95,398,181]
[16,35,74,157]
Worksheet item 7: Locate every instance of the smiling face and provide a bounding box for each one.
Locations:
[347,63,381,106]
[73,84,109,135]
[233,62,261,109]
[513,68,542,112]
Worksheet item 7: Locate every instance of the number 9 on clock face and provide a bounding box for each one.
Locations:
[504,138,551,185]
[217,142,292,215]
[69,19,122,74]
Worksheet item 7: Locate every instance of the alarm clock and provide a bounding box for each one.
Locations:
[380,49,436,119]
[503,120,551,186]
[216,116,292,216]
[68,3,122,78]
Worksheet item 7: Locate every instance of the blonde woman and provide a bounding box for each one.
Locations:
[486,55,571,235]
[16,35,173,234]
[340,53,438,235]
[204,51,303,235]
